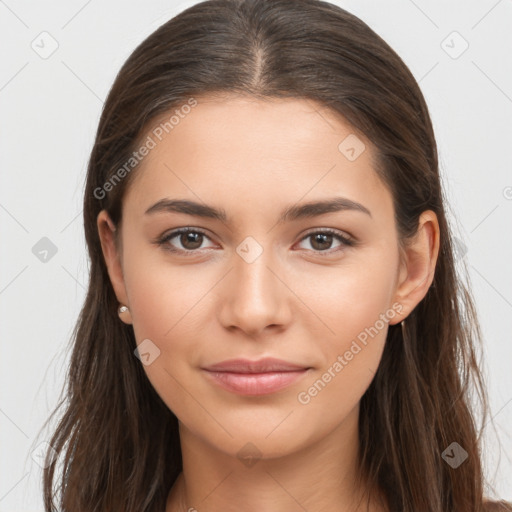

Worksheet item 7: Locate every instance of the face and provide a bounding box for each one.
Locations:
[98,95,435,461]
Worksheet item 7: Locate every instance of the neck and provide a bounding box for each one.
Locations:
[166,404,386,512]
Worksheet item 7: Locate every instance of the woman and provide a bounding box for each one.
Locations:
[39,0,511,510]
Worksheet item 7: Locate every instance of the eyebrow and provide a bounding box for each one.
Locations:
[144,196,372,223]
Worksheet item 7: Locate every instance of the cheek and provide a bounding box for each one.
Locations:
[294,294,391,438]
[124,248,213,342]
[294,245,398,404]
[295,246,398,341]
[122,258,207,415]
[122,251,220,407]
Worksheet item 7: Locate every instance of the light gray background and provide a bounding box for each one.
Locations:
[1,0,511,509]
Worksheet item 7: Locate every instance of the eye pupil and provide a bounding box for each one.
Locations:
[181,232,203,249]
[311,233,333,251]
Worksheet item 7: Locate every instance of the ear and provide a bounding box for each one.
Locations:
[97,209,133,325]
[389,210,440,325]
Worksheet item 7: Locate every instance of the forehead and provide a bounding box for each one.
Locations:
[122,95,391,223]
[140,95,369,167]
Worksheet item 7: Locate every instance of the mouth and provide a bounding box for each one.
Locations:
[201,357,312,396]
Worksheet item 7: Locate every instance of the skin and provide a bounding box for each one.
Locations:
[97,95,440,512]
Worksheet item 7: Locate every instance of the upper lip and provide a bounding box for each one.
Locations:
[202,357,310,373]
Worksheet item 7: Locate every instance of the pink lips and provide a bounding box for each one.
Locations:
[202,357,311,396]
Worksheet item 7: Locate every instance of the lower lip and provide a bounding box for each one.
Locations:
[202,369,309,395]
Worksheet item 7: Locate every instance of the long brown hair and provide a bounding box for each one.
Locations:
[38,0,509,510]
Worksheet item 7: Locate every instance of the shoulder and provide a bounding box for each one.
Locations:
[483,499,512,511]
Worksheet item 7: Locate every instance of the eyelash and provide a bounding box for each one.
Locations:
[156,227,356,257]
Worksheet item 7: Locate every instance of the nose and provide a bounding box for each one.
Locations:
[218,241,292,339]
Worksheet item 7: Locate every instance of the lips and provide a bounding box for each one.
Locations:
[201,357,311,396]
[202,357,310,373]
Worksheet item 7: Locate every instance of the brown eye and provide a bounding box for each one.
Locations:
[158,228,215,255]
[178,231,204,250]
[310,232,335,251]
[297,229,355,256]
